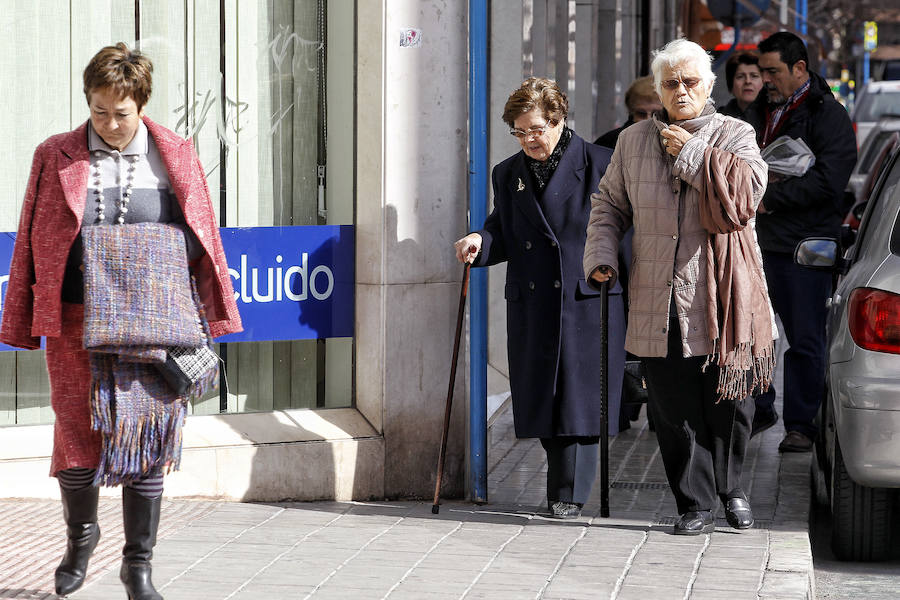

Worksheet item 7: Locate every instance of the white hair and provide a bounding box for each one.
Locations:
[650,38,716,96]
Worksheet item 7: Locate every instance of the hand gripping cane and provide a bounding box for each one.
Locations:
[432,262,471,514]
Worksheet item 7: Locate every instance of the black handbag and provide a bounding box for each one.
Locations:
[155,277,220,398]
[622,360,648,405]
[157,344,219,397]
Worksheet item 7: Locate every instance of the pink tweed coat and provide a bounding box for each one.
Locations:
[0,117,242,350]
[0,118,242,474]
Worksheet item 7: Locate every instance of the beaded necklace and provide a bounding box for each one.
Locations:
[92,150,140,224]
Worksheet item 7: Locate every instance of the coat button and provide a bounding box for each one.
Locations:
[662,328,667,333]
[671,234,677,240]
[525,241,532,250]
[197,229,206,239]
[666,280,672,286]
[550,241,558,248]
[528,281,535,290]
[553,280,561,288]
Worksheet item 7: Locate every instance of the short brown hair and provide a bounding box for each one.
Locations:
[83,43,154,110]
[502,77,568,128]
[624,75,660,114]
[724,53,760,91]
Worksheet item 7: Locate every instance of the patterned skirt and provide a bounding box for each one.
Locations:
[46,303,101,475]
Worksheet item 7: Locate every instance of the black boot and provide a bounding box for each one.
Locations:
[55,485,101,596]
[119,487,163,600]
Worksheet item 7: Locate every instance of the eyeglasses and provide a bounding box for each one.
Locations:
[509,124,550,139]
[661,77,702,91]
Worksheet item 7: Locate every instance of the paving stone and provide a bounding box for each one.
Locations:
[1,392,813,600]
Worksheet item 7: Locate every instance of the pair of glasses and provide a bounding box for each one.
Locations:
[661,77,701,91]
[509,124,550,139]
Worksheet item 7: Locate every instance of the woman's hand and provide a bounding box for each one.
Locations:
[454,233,483,264]
[589,265,613,285]
[660,125,692,157]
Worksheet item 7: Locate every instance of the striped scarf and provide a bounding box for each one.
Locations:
[81,223,216,486]
[761,78,810,148]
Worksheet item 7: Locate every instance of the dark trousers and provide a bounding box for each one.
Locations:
[541,436,599,505]
[756,251,831,439]
[642,311,754,514]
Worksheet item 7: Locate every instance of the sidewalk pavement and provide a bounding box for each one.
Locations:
[0,397,814,600]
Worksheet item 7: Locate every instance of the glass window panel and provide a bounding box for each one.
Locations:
[0,0,355,425]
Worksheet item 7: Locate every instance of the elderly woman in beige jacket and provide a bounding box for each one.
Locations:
[584,39,773,535]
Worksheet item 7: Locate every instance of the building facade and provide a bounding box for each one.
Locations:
[0,0,674,501]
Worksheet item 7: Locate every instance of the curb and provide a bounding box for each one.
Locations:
[762,450,815,600]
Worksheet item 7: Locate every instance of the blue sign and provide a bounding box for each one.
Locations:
[0,225,355,351]
[217,225,355,342]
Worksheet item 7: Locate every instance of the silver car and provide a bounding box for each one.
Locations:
[852,80,900,148]
[847,117,900,206]
[795,142,900,562]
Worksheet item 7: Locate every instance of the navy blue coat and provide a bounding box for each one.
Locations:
[475,133,626,438]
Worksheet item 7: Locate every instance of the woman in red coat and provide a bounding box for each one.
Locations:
[0,43,241,599]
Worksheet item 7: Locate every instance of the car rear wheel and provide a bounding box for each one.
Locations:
[830,436,894,561]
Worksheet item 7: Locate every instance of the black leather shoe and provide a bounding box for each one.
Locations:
[751,406,778,438]
[673,510,715,535]
[724,498,754,529]
[778,431,813,453]
[550,501,582,519]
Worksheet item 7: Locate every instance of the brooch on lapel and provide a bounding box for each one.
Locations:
[517,177,525,192]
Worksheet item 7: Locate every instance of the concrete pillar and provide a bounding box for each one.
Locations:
[356,0,469,498]
[573,1,595,139]
[595,0,621,134]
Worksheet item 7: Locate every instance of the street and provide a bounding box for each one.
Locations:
[811,485,900,599]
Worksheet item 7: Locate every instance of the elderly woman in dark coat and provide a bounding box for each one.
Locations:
[584,39,772,535]
[454,77,626,519]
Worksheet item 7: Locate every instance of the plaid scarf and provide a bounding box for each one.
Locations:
[761,78,810,147]
[81,223,215,486]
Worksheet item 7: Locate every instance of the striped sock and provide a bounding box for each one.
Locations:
[125,469,164,499]
[56,467,97,491]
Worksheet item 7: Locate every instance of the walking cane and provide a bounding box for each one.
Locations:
[599,279,610,518]
[432,262,471,514]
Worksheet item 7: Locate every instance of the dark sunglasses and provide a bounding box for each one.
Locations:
[661,77,701,91]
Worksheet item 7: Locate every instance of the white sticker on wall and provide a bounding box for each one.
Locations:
[400,28,422,48]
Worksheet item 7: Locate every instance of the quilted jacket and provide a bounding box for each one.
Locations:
[583,108,767,359]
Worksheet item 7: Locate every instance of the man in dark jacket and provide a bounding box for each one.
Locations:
[753,32,857,451]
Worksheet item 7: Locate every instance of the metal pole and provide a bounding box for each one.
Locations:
[801,0,807,35]
[468,0,489,504]
[863,52,870,86]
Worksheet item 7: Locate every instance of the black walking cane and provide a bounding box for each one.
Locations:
[432,262,471,514]
[599,278,610,518]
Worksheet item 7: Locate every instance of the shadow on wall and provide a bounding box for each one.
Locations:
[380,203,467,501]
[238,410,336,502]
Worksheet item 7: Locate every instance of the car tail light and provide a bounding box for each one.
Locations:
[848,288,900,354]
